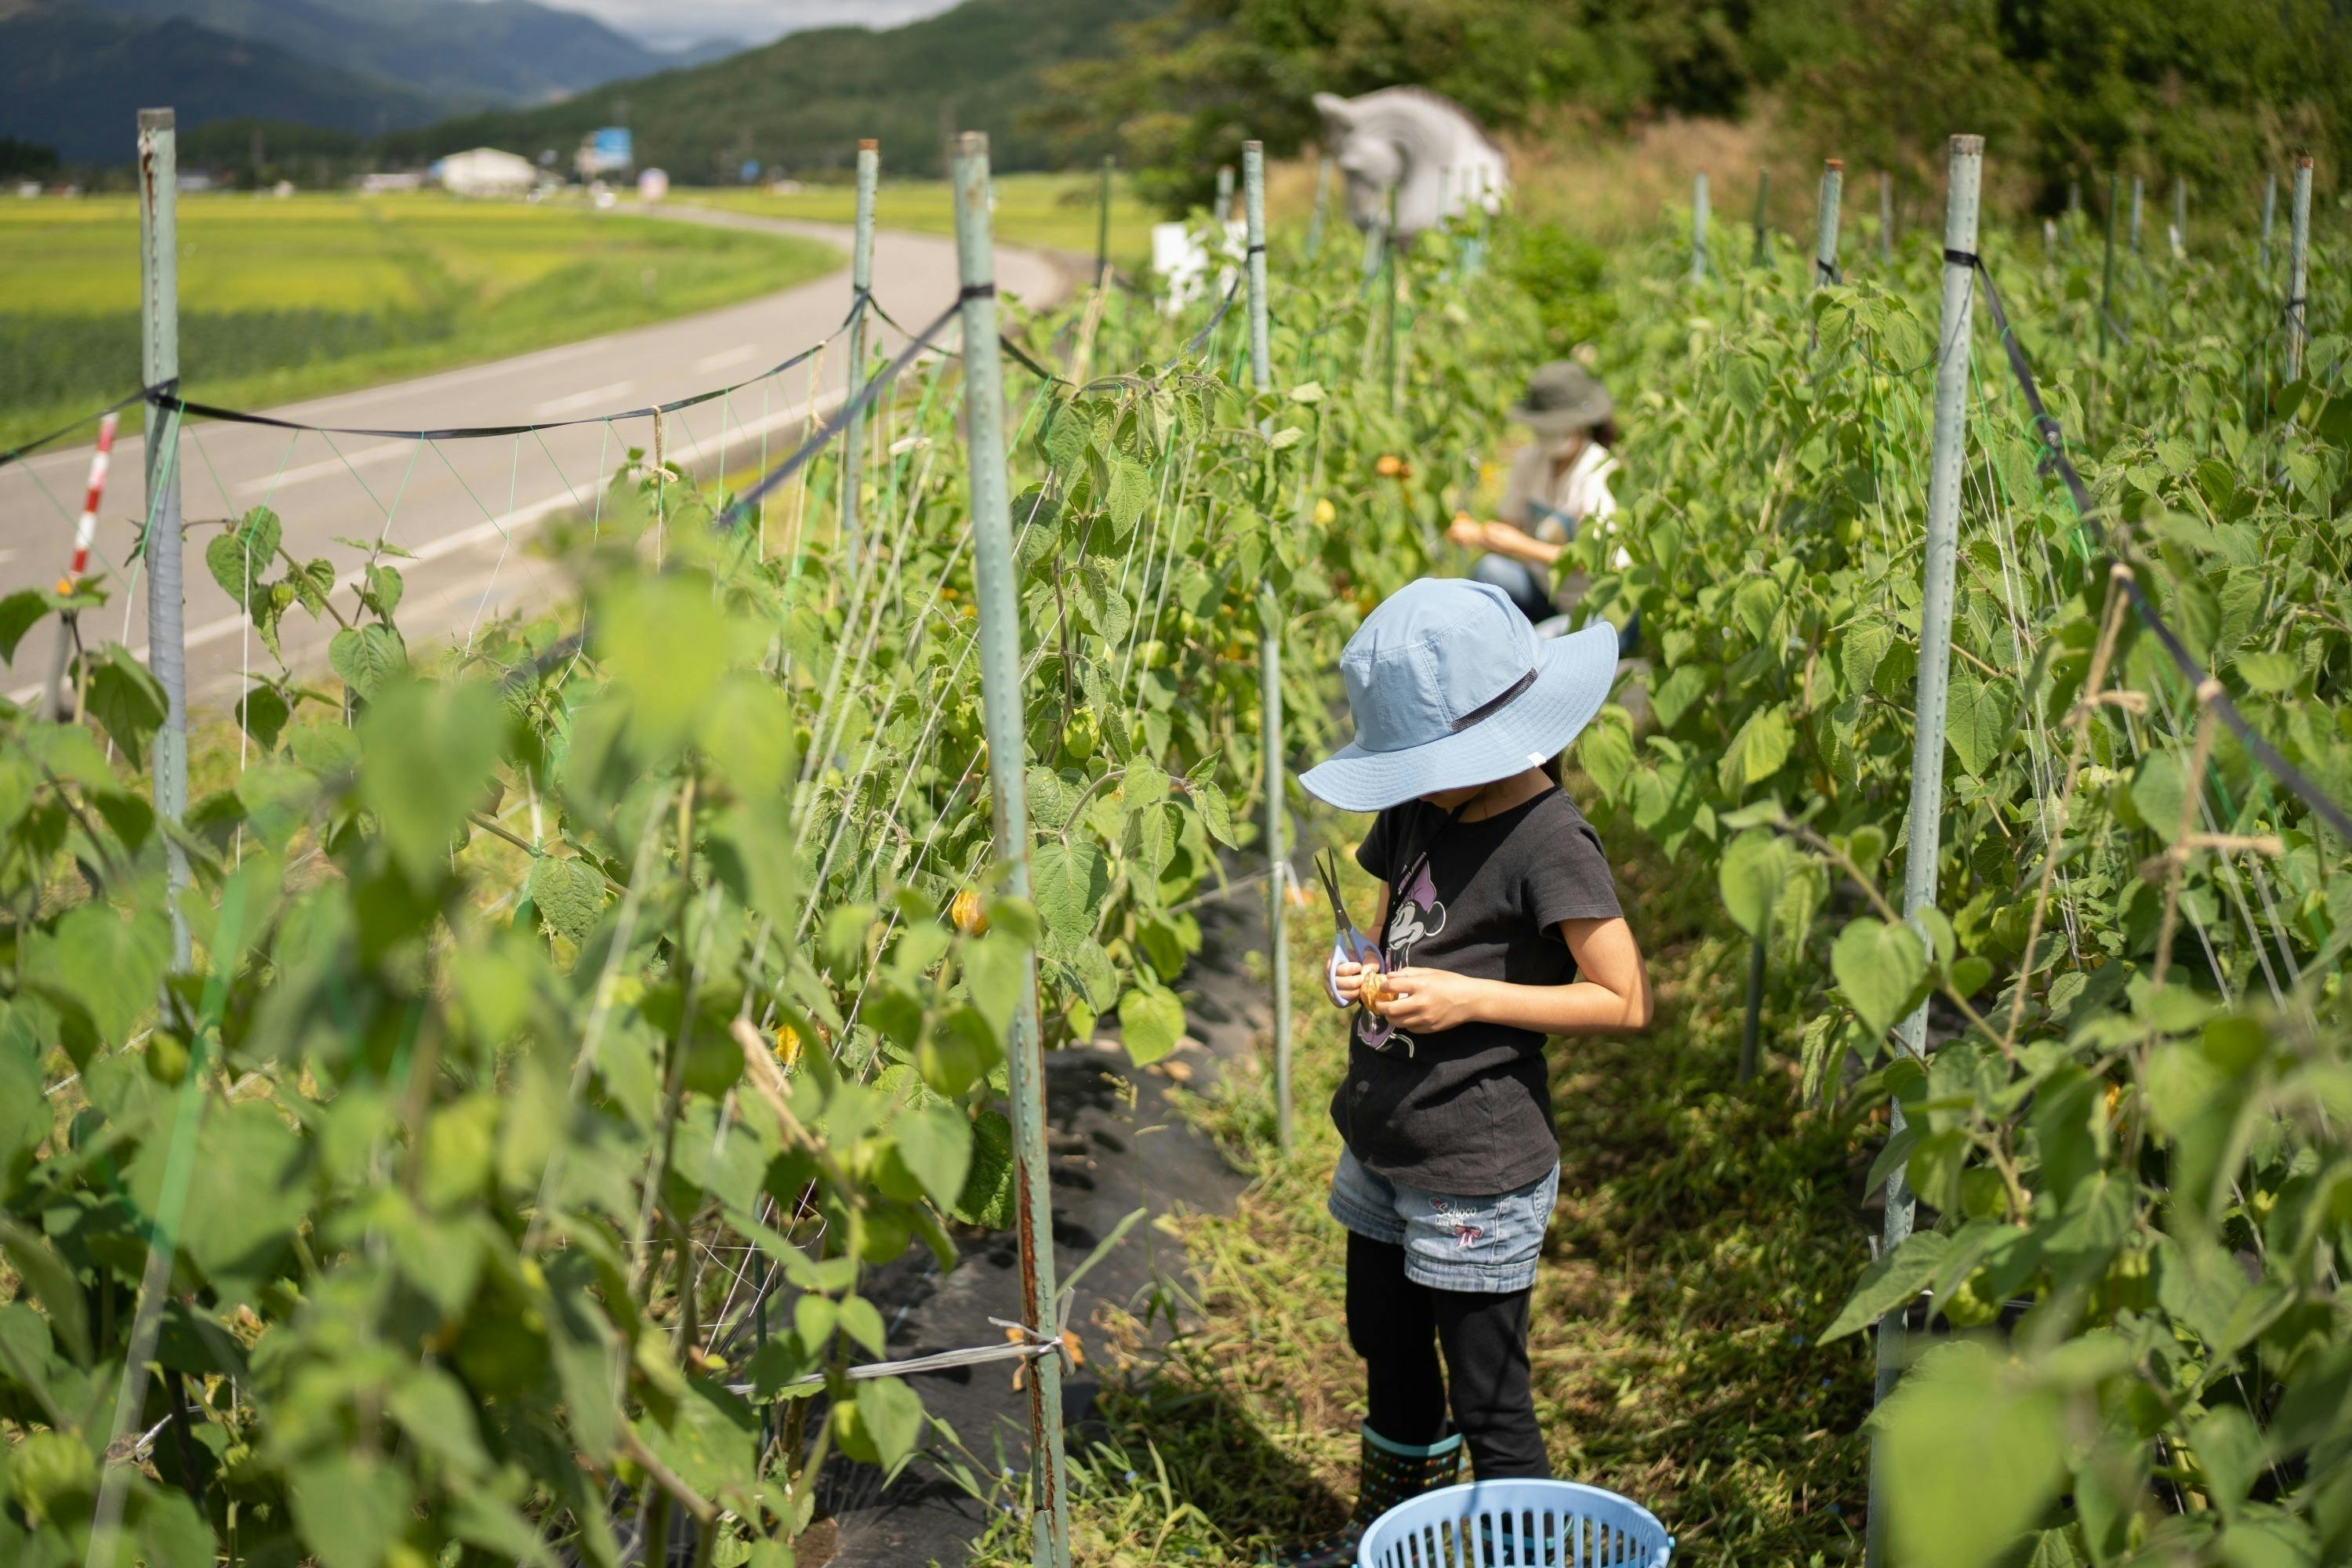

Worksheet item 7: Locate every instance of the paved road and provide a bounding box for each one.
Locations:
[0,208,1070,708]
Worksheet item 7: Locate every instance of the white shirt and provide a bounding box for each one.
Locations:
[1501,440,1627,568]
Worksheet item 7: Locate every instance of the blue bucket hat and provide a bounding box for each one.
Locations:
[1298,578,1620,812]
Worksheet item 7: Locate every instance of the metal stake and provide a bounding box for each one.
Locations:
[1243,143,1290,1152]
[1383,183,1400,416]
[840,140,878,575]
[2129,175,2143,252]
[1751,166,1771,269]
[1691,172,1711,282]
[1880,170,1894,263]
[2171,175,2187,260]
[139,107,190,967]
[1737,925,1768,1083]
[2259,170,2277,274]
[1214,162,1234,225]
[1815,159,1844,287]
[1867,131,1982,1568]
[2100,170,2120,354]
[949,130,1071,1568]
[1095,154,1114,289]
[2287,156,2313,383]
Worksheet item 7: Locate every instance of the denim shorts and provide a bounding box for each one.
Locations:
[1328,1149,1560,1294]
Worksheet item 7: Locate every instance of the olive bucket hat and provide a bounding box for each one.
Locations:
[1508,360,1613,434]
[1299,578,1621,813]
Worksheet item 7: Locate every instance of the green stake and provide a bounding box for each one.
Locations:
[840,139,878,579]
[1691,172,1711,282]
[138,107,190,967]
[2287,156,2313,383]
[951,129,1072,1568]
[1751,166,1771,269]
[1867,131,1983,1568]
[2100,170,2121,354]
[1243,141,1290,1152]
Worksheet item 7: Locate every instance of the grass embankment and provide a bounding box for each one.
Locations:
[679,170,1163,277]
[0,191,839,451]
[975,801,1878,1567]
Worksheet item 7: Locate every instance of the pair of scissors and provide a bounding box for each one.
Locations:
[1313,850,1385,1011]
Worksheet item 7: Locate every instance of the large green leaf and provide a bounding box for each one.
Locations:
[83,644,167,769]
[356,678,504,880]
[205,506,281,607]
[1118,982,1185,1067]
[1944,666,2016,779]
[1831,916,1929,1040]
[1875,1341,2063,1568]
[1822,1229,1947,1341]
[1029,839,1109,956]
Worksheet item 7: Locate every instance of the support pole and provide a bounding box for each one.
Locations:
[1737,925,1768,1083]
[1214,162,1234,225]
[1690,172,1710,283]
[1243,142,1290,1152]
[2129,175,2143,252]
[2171,175,2187,260]
[1814,159,1844,286]
[138,107,189,967]
[1095,153,1113,290]
[2287,156,2312,383]
[840,140,878,575]
[1306,153,1333,259]
[1880,170,1894,263]
[2100,170,2120,354]
[1383,182,1400,416]
[1867,132,1982,1568]
[1751,166,1771,268]
[2259,170,2278,274]
[949,130,1071,1568]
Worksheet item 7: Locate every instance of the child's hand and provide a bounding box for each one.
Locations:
[1446,513,1488,550]
[1374,967,1486,1031]
[1333,960,1368,1008]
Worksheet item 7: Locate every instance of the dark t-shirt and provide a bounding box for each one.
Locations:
[1331,787,1623,1196]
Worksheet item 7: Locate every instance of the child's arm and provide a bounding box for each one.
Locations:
[1375,916,1653,1035]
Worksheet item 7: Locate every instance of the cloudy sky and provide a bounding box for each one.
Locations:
[553,0,964,51]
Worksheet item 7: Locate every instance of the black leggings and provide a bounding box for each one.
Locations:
[1345,1231,1549,1479]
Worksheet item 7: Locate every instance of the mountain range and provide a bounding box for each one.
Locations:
[0,0,719,163]
[375,0,1173,180]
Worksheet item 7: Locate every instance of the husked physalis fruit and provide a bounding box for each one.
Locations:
[775,1025,801,1068]
[1359,968,1391,1014]
[1313,496,1338,525]
[950,887,988,935]
[1374,453,1404,477]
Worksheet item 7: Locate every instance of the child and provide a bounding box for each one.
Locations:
[1277,577,1653,1566]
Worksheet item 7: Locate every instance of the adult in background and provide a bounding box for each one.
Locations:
[1446,361,1635,654]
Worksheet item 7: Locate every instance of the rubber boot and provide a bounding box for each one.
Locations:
[1270,1425,1462,1566]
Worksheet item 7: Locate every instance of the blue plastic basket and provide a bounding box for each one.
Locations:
[1357,1479,1674,1567]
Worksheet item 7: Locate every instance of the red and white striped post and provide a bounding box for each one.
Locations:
[43,412,117,719]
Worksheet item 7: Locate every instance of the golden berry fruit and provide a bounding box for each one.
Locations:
[950,888,989,935]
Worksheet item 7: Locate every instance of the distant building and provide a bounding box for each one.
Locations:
[360,171,425,194]
[435,147,537,198]
[176,172,216,194]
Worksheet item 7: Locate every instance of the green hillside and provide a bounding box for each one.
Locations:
[377,0,1175,182]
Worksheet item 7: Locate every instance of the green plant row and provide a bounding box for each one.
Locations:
[1573,206,2352,1568]
[0,214,1522,1565]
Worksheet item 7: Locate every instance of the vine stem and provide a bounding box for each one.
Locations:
[2000,567,2132,1054]
[2151,691,2223,993]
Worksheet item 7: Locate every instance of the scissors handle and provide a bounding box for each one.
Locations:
[1323,929,1384,1007]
